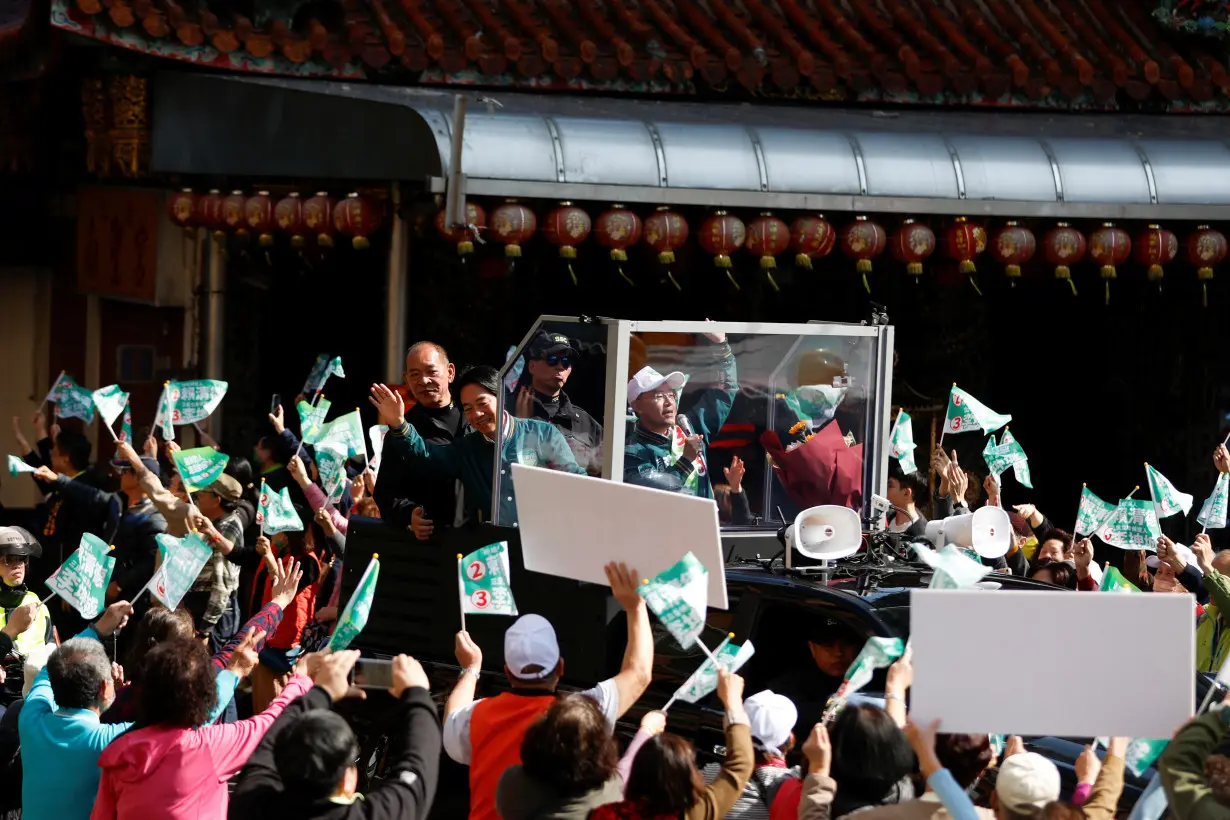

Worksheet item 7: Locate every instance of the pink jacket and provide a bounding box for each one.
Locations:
[303,482,348,535]
[90,675,312,820]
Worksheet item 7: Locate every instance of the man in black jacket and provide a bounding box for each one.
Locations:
[230,650,440,820]
[512,331,604,476]
[375,341,469,540]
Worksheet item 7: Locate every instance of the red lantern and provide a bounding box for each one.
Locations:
[1088,222,1131,304]
[489,200,537,258]
[744,212,790,292]
[166,189,197,230]
[434,201,487,256]
[889,219,936,278]
[245,191,275,247]
[274,194,306,249]
[594,205,643,261]
[790,214,835,270]
[333,193,381,250]
[990,221,1037,281]
[303,192,336,247]
[1187,225,1228,308]
[945,216,981,274]
[1134,224,1178,283]
[841,216,887,293]
[197,190,226,243]
[973,224,988,255]
[1043,222,1086,294]
[542,201,592,261]
[222,191,248,241]
[698,210,747,269]
[643,207,688,264]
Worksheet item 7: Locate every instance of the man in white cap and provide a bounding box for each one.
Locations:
[701,689,800,817]
[993,752,1060,818]
[624,327,737,499]
[440,561,652,820]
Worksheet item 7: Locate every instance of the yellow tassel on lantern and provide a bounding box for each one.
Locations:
[559,246,577,259]
[667,271,682,291]
[1055,266,1077,296]
[1147,264,1163,282]
[658,250,676,264]
[458,240,474,255]
[567,263,578,287]
[318,234,334,248]
[766,271,780,292]
[725,270,741,291]
[959,260,976,274]
[506,244,523,258]
[1200,267,1214,308]
[1006,265,1021,278]
[714,255,732,269]
[906,262,922,276]
[259,234,274,248]
[760,256,777,270]
[611,249,628,262]
[796,253,813,269]
[353,237,370,251]
[856,259,872,274]
[1100,265,1116,279]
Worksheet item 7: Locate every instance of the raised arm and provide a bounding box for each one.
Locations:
[689,329,738,442]
[289,455,348,535]
[1160,710,1230,820]
[608,561,652,718]
[442,631,483,764]
[370,384,462,480]
[363,656,442,820]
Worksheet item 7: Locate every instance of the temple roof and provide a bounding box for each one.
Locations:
[47,0,1230,111]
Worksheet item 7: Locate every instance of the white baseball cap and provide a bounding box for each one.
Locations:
[744,690,798,751]
[504,614,561,680]
[628,366,687,403]
[996,752,1060,811]
[1146,541,1203,575]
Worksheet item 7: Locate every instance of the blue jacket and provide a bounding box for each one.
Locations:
[624,341,738,500]
[19,628,238,820]
[386,413,584,526]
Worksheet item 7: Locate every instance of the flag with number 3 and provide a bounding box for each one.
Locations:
[460,542,518,616]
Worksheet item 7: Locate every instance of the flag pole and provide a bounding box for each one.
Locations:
[457,554,467,633]
[1074,483,1086,543]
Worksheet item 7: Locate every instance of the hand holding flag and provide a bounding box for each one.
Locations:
[1199,473,1230,532]
[330,554,380,651]
[44,534,115,618]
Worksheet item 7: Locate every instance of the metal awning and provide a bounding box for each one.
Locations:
[152,71,1230,220]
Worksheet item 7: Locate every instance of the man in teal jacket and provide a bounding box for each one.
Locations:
[624,329,737,500]
[370,366,584,527]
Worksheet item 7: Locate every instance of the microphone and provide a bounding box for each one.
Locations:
[677,414,695,437]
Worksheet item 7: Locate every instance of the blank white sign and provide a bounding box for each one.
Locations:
[512,464,729,609]
[910,590,1193,738]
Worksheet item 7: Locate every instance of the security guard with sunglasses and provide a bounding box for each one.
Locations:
[511,331,604,476]
[0,526,53,706]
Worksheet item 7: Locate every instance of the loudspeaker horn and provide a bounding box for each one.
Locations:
[924,507,1012,559]
[786,505,864,561]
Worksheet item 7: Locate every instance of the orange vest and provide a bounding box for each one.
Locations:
[467,691,556,820]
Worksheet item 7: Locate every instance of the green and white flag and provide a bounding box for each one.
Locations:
[460,542,518,616]
[1098,498,1161,550]
[1000,429,1032,489]
[943,384,1010,435]
[841,637,905,697]
[780,385,847,428]
[150,532,214,610]
[369,425,389,475]
[1075,486,1117,537]
[296,397,332,445]
[1099,565,1141,593]
[54,376,96,423]
[316,444,348,504]
[42,372,72,406]
[1198,473,1230,530]
[330,555,380,651]
[170,447,230,494]
[638,552,709,650]
[156,379,228,434]
[257,480,303,535]
[1146,463,1193,519]
[913,543,992,589]
[671,638,756,705]
[46,533,115,619]
[1093,738,1167,778]
[7,455,35,476]
[317,410,365,460]
[90,385,129,428]
[982,433,1032,489]
[303,354,345,395]
[888,410,917,474]
[119,401,132,444]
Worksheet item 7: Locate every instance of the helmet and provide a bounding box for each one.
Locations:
[0,527,42,559]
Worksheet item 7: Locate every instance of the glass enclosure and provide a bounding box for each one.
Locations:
[493,318,893,532]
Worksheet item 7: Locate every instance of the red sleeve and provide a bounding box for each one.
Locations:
[1077,574,1098,591]
[769,776,803,820]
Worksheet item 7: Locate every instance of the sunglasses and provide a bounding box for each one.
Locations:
[2,555,28,567]
[540,355,571,368]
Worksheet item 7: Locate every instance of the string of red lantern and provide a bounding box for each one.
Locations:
[890,218,935,281]
[1088,222,1131,305]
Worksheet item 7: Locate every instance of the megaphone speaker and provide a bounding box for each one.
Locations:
[927,507,1012,559]
[792,505,863,560]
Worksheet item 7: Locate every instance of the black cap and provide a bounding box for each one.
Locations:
[527,331,574,360]
[0,527,42,559]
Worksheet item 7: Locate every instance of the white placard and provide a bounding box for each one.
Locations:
[512,464,728,609]
[910,590,1193,738]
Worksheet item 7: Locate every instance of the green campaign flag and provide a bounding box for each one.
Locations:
[157,379,228,432]
[303,354,345,395]
[780,385,847,428]
[317,410,365,460]
[170,447,230,493]
[888,411,917,474]
[1092,737,1166,778]
[1146,463,1193,519]
[150,533,214,610]
[157,385,175,441]
[999,429,1032,489]
[943,384,1010,436]
[330,555,380,651]
[7,455,35,476]
[369,425,389,475]
[1075,486,1117,537]
[257,480,303,535]
[1099,565,1141,593]
[1198,473,1230,530]
[46,533,115,619]
[982,433,1032,489]
[914,543,992,589]
[90,384,129,428]
[638,552,709,650]
[841,637,905,697]
[42,372,72,406]
[1098,498,1161,550]
[671,638,756,705]
[119,401,132,444]
[296,397,332,445]
[460,542,518,616]
[316,444,348,504]
[54,376,96,423]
